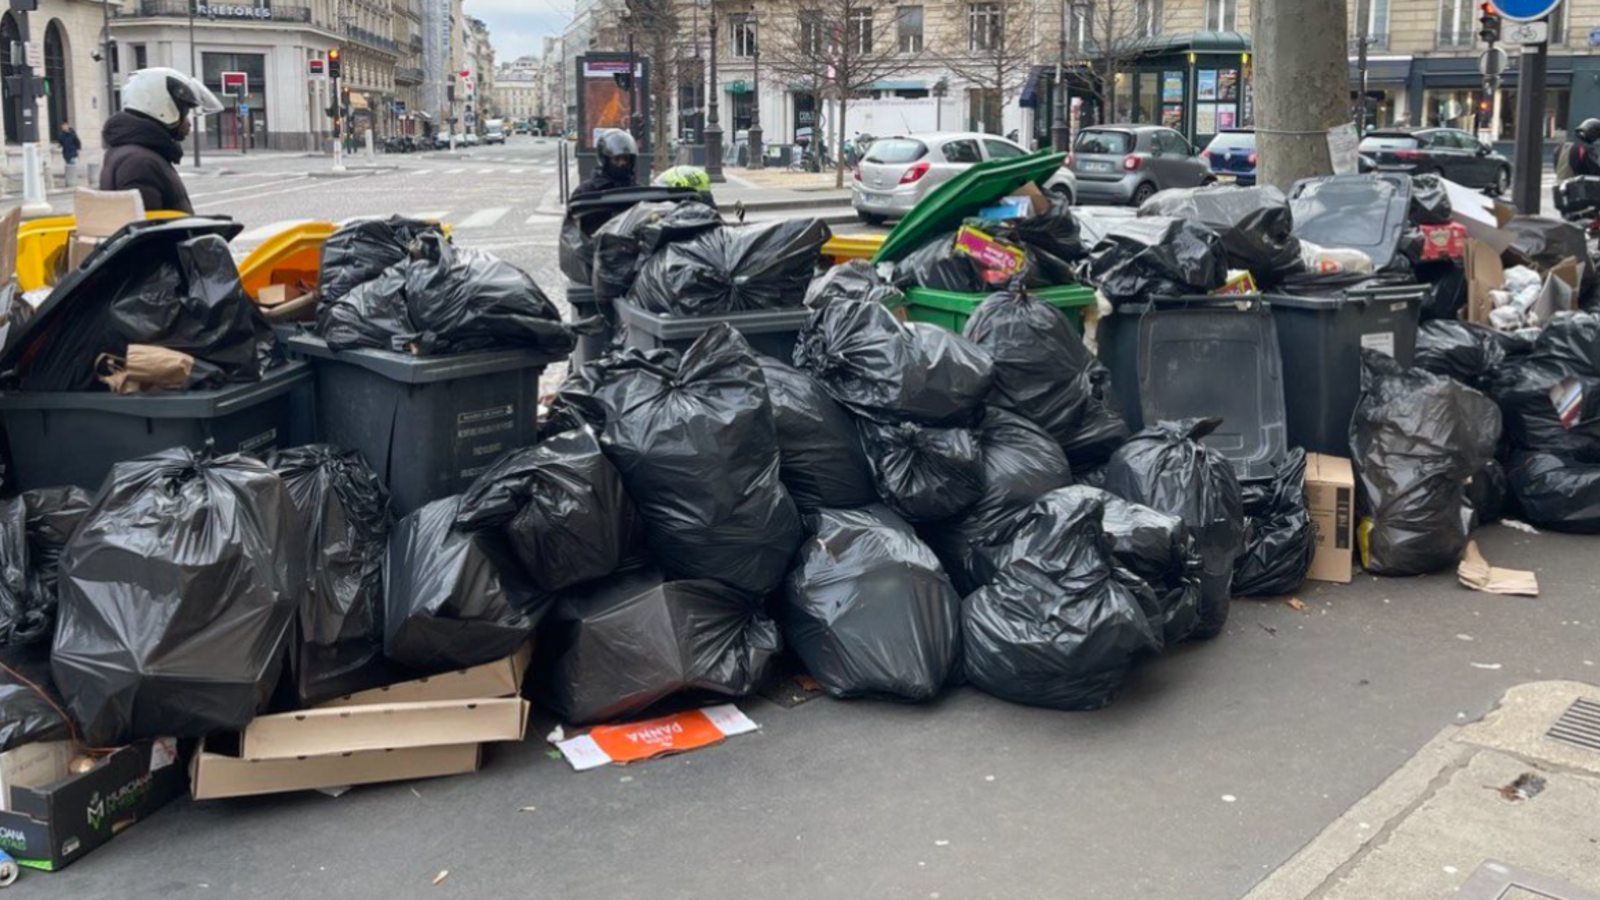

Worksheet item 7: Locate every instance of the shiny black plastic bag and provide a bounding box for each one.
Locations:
[455,426,637,593]
[1233,448,1315,598]
[398,233,572,356]
[1414,260,1467,321]
[270,445,395,707]
[1467,459,1509,527]
[0,497,28,648]
[1504,215,1594,297]
[1350,351,1502,576]
[782,505,962,701]
[0,642,70,752]
[318,215,441,306]
[384,495,546,674]
[1416,319,1532,391]
[891,231,987,293]
[555,325,802,595]
[758,356,878,511]
[53,448,303,745]
[1086,217,1229,306]
[794,299,994,425]
[992,196,1086,283]
[592,201,723,304]
[963,289,1130,468]
[1408,174,1453,226]
[804,259,905,309]
[541,566,779,725]
[1100,417,1244,638]
[1057,486,1203,645]
[1508,451,1600,533]
[558,215,593,285]
[859,420,985,524]
[14,486,93,648]
[628,218,830,315]
[1491,313,1600,456]
[962,487,1162,711]
[1139,185,1303,284]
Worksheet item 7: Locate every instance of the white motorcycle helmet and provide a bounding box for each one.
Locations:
[121,67,225,127]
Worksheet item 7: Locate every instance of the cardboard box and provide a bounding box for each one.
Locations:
[0,206,20,280]
[1442,178,1515,253]
[66,235,102,272]
[0,742,75,812]
[72,187,145,239]
[237,698,528,760]
[1010,180,1051,216]
[1464,238,1504,325]
[0,739,185,872]
[1305,454,1356,584]
[318,643,531,707]
[191,741,481,800]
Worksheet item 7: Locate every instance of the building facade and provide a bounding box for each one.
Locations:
[394,0,426,134]
[0,0,117,166]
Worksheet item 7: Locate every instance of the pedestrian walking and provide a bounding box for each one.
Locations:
[57,121,81,187]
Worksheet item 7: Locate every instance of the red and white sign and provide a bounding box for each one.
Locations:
[553,705,759,771]
[220,71,248,96]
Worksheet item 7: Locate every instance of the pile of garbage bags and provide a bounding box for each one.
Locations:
[1232,449,1315,597]
[0,484,92,650]
[1086,217,1230,306]
[629,218,831,316]
[1138,185,1303,285]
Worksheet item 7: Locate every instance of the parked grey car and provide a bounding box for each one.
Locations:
[852,132,1031,224]
[1069,125,1212,205]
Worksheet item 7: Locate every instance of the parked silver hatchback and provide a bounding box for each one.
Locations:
[852,132,1031,224]
[1070,125,1212,206]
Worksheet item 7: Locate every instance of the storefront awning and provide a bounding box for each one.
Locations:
[1126,29,1251,57]
[1348,57,1411,86]
[1019,67,1042,109]
[869,80,925,91]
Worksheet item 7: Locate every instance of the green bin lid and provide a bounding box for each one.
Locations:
[869,150,1067,265]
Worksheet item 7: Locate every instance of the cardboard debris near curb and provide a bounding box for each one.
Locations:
[318,644,532,707]
[191,741,481,800]
[1458,541,1540,596]
[554,705,760,771]
[239,698,529,760]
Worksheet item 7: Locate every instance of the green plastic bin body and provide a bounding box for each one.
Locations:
[902,284,1097,333]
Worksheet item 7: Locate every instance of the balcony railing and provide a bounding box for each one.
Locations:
[395,67,425,85]
[345,24,400,54]
[126,1,313,23]
[410,34,424,51]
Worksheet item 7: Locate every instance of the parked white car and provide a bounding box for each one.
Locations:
[852,132,1032,224]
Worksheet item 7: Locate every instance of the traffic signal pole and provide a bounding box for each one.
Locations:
[1511,35,1547,213]
[330,49,346,172]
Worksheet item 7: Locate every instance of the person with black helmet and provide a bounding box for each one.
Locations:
[570,129,640,201]
[1555,118,1600,181]
[100,67,224,214]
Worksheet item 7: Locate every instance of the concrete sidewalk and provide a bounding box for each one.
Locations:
[1245,680,1600,900]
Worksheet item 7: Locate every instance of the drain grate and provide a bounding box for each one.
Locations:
[1546,698,1600,753]
[1452,861,1600,899]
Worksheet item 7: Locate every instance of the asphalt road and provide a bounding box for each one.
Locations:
[18,138,1598,900]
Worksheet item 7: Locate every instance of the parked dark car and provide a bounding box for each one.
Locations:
[1067,125,1212,205]
[1201,129,1256,185]
[1358,127,1512,194]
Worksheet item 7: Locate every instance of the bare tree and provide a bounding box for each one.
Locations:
[761,0,925,187]
[1075,0,1177,123]
[940,0,1040,135]
[624,0,682,171]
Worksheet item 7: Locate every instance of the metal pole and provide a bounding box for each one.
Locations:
[101,0,115,113]
[1511,33,1548,214]
[16,9,48,214]
[188,0,201,166]
[705,0,724,182]
[1355,0,1369,133]
[1052,0,1069,151]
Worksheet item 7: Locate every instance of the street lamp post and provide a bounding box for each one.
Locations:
[705,0,724,182]
[747,6,762,169]
[189,0,201,166]
[1051,1,1070,151]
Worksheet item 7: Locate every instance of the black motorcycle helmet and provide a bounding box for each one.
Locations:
[1578,119,1600,144]
[596,130,639,181]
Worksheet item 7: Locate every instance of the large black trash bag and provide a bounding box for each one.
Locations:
[782,505,963,701]
[1055,486,1203,645]
[757,356,879,511]
[794,299,994,425]
[1467,459,1509,527]
[1139,185,1304,284]
[558,215,593,285]
[270,445,395,706]
[962,488,1162,711]
[919,407,1073,594]
[53,448,304,745]
[628,218,831,315]
[318,215,441,306]
[0,496,28,648]
[891,231,988,293]
[316,264,409,351]
[1232,449,1315,598]
[399,233,573,356]
[0,642,71,752]
[592,201,723,304]
[1408,174,1453,225]
[1414,260,1467,321]
[1086,217,1230,305]
[454,425,638,593]
[1416,319,1533,391]
[556,325,803,595]
[1507,451,1600,533]
[1100,417,1244,639]
[988,196,1086,284]
[1491,313,1600,456]
[804,259,905,309]
[14,486,93,648]
[108,235,269,387]
[859,420,985,524]
[1350,351,1502,576]
[541,566,779,725]
[1504,215,1594,298]
[384,495,546,674]
[962,289,1129,468]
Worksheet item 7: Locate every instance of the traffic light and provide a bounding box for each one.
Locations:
[328,48,342,79]
[1478,3,1501,44]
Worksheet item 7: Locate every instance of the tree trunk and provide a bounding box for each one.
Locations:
[1251,0,1348,190]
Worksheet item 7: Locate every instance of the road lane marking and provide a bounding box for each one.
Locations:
[452,207,511,229]
[410,210,450,221]
[476,168,495,174]
[444,168,466,175]
[186,175,310,199]
[509,168,526,174]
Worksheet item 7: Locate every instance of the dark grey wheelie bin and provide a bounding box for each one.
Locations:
[615,298,813,360]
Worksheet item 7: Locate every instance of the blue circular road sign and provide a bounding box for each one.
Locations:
[1492,0,1564,23]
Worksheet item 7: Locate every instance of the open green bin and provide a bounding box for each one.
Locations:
[903,283,1097,332]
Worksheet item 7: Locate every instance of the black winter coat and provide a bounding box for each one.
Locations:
[99,111,193,214]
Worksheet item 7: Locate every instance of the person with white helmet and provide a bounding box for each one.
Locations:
[100,67,224,213]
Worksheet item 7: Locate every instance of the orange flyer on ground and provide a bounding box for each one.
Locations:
[554,705,760,771]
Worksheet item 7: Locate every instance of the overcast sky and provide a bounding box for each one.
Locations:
[466,0,571,62]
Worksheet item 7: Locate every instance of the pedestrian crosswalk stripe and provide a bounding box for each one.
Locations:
[410,210,450,221]
[539,167,556,175]
[444,168,466,175]
[236,219,314,242]
[508,168,526,174]
[453,207,511,229]
[526,211,556,224]
[411,168,433,176]
[476,168,495,175]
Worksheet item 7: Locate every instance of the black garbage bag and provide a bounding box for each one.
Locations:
[990,196,1086,284]
[1232,449,1315,598]
[384,495,546,674]
[108,234,269,387]
[782,505,963,701]
[1416,319,1532,391]
[0,642,71,752]
[1350,351,1502,576]
[1408,174,1453,225]
[14,486,93,648]
[1086,217,1230,305]
[919,407,1073,594]
[859,419,985,524]
[454,425,638,593]
[1467,459,1509,527]
[1055,486,1203,645]
[541,566,778,725]
[270,445,395,707]
[1138,185,1304,284]
[398,233,573,356]
[53,448,303,745]
[1504,215,1594,297]
[0,496,28,648]
[592,201,723,304]
[1100,417,1245,639]
[1414,260,1467,321]
[628,218,830,315]
[891,230,988,293]
[1491,312,1600,456]
[318,215,441,306]
[962,289,1130,468]
[804,259,905,309]
[316,263,409,351]
[1507,451,1600,533]
[558,215,593,285]
[757,356,878,511]
[555,325,802,595]
[794,299,993,425]
[962,487,1162,711]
